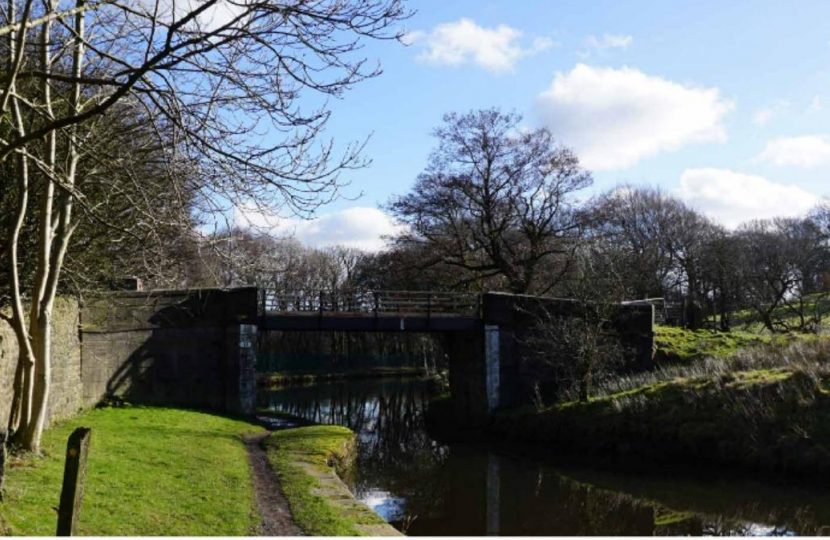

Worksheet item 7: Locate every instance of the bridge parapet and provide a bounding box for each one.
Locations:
[261,289,481,318]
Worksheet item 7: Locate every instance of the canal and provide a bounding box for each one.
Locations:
[258,377,830,536]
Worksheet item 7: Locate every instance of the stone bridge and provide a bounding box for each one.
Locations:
[82,287,654,425]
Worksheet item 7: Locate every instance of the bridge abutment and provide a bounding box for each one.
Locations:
[446,331,488,427]
[81,288,259,414]
[445,293,655,426]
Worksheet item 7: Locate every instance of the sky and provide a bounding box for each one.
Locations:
[237,0,830,251]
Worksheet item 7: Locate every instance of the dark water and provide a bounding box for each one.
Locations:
[258,378,830,536]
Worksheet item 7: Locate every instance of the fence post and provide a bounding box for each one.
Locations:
[57,427,92,536]
[0,428,7,502]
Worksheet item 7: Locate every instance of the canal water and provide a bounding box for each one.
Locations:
[258,377,830,536]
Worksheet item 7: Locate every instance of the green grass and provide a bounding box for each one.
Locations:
[0,406,261,536]
[265,426,387,536]
[654,325,816,364]
[491,340,830,480]
[728,292,830,332]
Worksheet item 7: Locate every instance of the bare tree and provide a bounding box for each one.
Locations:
[589,186,684,301]
[525,247,628,403]
[699,226,742,331]
[387,108,592,295]
[732,218,830,333]
[0,0,409,451]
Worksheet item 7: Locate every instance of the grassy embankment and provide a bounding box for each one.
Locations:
[0,406,261,536]
[264,425,398,536]
[490,339,830,479]
[653,325,818,364]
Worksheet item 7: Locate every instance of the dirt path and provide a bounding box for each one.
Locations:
[244,432,304,536]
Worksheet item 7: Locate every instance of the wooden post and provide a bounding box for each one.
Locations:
[0,428,7,501]
[56,427,92,536]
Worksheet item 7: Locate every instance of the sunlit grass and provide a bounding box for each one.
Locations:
[0,406,261,536]
[653,325,817,364]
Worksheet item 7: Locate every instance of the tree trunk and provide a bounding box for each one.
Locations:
[18,314,52,452]
[579,378,591,403]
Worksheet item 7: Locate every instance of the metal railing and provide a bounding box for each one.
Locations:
[261,290,481,317]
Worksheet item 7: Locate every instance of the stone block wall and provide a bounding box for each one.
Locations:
[0,297,82,429]
[1,288,259,431]
[80,288,259,414]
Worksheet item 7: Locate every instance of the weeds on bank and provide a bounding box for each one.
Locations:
[601,338,830,400]
[496,340,830,478]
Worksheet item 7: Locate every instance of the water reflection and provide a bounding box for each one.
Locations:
[259,378,830,536]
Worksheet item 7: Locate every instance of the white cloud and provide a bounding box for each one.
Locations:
[585,34,633,52]
[755,135,830,167]
[810,95,822,112]
[235,206,403,252]
[407,18,552,74]
[751,99,789,126]
[135,0,246,31]
[535,64,733,171]
[676,168,819,228]
[752,108,773,126]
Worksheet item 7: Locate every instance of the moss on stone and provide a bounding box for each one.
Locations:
[265,426,399,536]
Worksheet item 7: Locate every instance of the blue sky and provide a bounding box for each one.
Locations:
[239,0,830,250]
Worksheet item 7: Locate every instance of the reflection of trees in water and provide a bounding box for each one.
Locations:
[558,466,830,536]
[263,380,830,536]
[258,331,447,373]
[354,383,451,524]
[263,380,451,522]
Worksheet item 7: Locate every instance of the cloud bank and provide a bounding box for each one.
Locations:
[676,168,819,228]
[535,64,733,171]
[235,206,403,252]
[755,135,830,167]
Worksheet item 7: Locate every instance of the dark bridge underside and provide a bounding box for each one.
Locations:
[259,313,482,332]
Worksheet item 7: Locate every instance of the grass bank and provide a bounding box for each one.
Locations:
[264,425,399,536]
[258,366,424,388]
[0,406,261,536]
[653,325,817,364]
[490,340,830,479]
